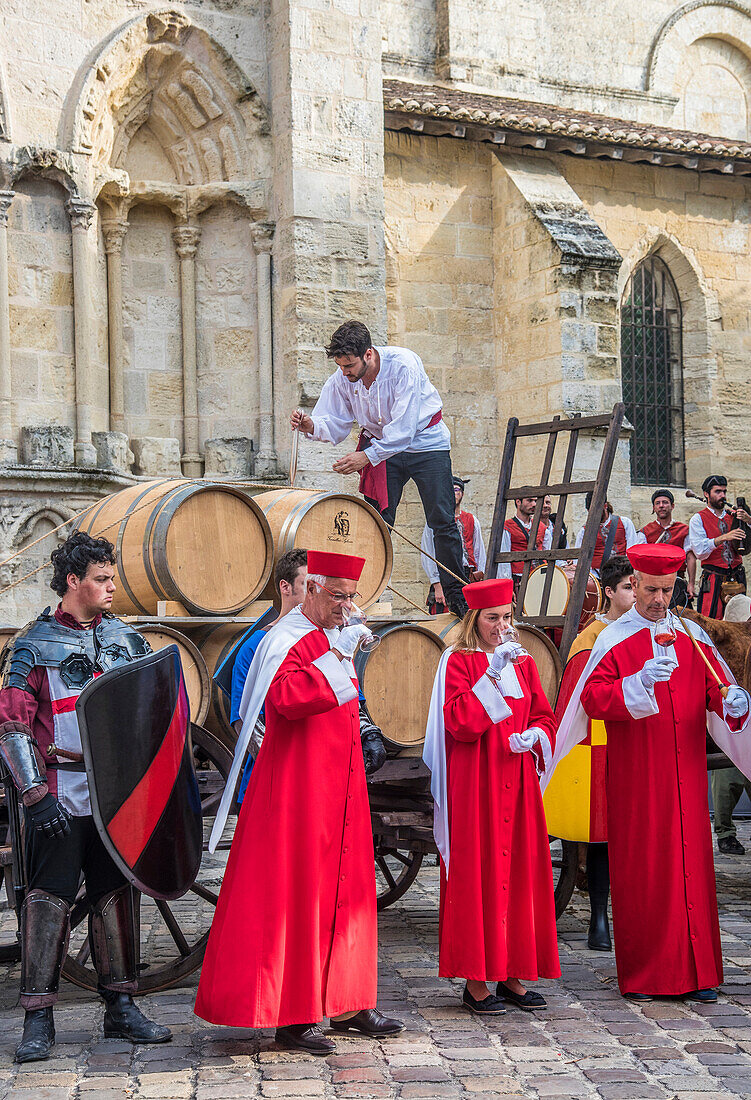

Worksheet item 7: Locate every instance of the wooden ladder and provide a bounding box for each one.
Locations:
[487,404,626,663]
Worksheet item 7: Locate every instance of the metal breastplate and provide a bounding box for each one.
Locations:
[1,609,151,692]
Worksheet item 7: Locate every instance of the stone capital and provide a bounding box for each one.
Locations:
[250,221,275,254]
[172,224,202,258]
[101,218,129,255]
[0,190,15,229]
[66,198,96,232]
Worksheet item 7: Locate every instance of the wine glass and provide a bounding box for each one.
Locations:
[499,624,528,664]
[654,611,677,648]
[341,602,380,653]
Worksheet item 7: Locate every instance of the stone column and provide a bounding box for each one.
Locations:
[0,190,17,464]
[172,223,203,478]
[67,197,98,467]
[251,221,277,476]
[101,218,128,434]
[269,0,386,483]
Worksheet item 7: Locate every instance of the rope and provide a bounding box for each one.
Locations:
[384,521,465,585]
[386,584,432,617]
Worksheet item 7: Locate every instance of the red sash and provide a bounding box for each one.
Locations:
[456,511,476,571]
[358,410,442,513]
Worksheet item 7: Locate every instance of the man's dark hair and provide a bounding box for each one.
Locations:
[274,548,307,594]
[600,554,633,609]
[325,320,372,360]
[50,531,116,596]
[585,492,613,514]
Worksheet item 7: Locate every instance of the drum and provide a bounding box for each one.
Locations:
[523,563,602,626]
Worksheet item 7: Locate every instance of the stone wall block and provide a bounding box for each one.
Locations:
[92,431,133,473]
[20,425,74,467]
[130,437,182,477]
[203,437,254,479]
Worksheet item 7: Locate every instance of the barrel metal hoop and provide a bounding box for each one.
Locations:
[277,493,326,551]
[121,479,172,614]
[257,488,295,516]
[114,481,171,615]
[143,480,198,607]
[149,483,204,611]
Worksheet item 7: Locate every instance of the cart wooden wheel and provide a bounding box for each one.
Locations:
[550,836,578,919]
[374,840,424,910]
[62,724,234,994]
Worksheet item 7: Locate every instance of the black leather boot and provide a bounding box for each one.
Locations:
[90,886,171,1045]
[16,889,70,1062]
[588,901,612,951]
[100,990,172,1043]
[15,1007,55,1063]
[586,843,611,951]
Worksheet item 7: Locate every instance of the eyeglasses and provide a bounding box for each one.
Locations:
[313,581,361,604]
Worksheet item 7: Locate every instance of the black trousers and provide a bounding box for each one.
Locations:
[25,811,126,908]
[365,449,468,608]
[587,842,609,908]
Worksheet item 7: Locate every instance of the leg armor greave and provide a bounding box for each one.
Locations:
[20,890,70,1009]
[89,885,138,994]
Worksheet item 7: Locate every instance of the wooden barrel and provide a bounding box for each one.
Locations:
[516,623,562,707]
[136,625,210,727]
[253,489,392,609]
[421,612,462,647]
[354,622,446,752]
[76,480,274,616]
[0,626,17,659]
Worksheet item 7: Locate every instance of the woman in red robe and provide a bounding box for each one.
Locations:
[423,578,560,1015]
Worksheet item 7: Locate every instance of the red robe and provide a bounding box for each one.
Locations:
[580,624,742,995]
[439,651,560,982]
[195,628,377,1027]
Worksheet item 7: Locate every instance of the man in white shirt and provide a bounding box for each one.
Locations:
[421,476,486,612]
[291,320,469,617]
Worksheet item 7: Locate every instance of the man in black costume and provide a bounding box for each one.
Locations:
[0,532,172,1062]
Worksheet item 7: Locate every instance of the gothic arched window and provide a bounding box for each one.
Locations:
[620,256,685,486]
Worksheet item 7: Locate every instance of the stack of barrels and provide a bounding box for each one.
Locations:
[72,480,395,750]
[0,480,563,753]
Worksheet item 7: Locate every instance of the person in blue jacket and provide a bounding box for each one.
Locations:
[232,549,308,802]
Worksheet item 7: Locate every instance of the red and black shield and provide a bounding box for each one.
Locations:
[76,645,202,900]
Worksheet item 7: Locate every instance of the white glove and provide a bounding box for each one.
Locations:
[334,623,370,658]
[724,685,750,718]
[509,728,540,754]
[488,641,528,680]
[638,656,675,691]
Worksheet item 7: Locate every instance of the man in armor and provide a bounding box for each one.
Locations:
[0,531,172,1062]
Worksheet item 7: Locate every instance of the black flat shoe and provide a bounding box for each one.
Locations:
[686,988,718,1003]
[462,986,506,1015]
[330,1008,405,1036]
[275,1024,335,1055]
[624,992,653,1002]
[496,982,546,1010]
[15,1008,55,1063]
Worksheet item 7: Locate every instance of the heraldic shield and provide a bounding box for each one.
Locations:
[75,645,202,900]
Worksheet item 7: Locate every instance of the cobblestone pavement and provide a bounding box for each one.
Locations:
[2,824,751,1099]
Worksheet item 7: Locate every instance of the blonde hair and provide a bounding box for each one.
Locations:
[452,608,484,652]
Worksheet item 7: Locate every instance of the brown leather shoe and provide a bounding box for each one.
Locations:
[330,1008,405,1036]
[275,1024,335,1055]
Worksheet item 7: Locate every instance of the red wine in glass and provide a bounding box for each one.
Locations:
[654,614,677,648]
